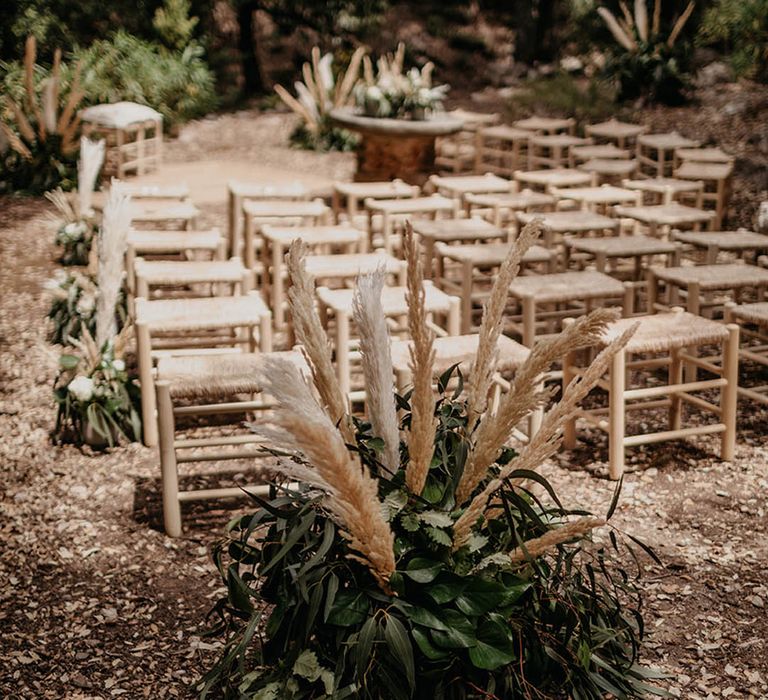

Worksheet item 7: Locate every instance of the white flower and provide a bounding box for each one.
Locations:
[76,293,96,314]
[112,359,125,372]
[68,376,95,402]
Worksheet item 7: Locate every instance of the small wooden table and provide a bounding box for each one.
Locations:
[672,230,768,264]
[613,203,715,238]
[316,283,460,397]
[435,242,557,332]
[508,270,628,346]
[411,218,507,277]
[585,119,645,148]
[364,195,457,253]
[464,191,555,226]
[637,132,699,176]
[514,168,595,192]
[259,225,366,329]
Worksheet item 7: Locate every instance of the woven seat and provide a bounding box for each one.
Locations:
[567,235,678,258]
[652,263,768,290]
[585,119,645,147]
[92,185,190,212]
[674,147,733,167]
[364,195,456,253]
[622,177,704,206]
[564,310,738,478]
[428,173,512,199]
[304,252,405,284]
[317,283,460,397]
[332,179,417,222]
[551,185,641,210]
[516,210,619,245]
[726,301,768,325]
[129,201,200,230]
[135,292,272,447]
[637,132,699,176]
[571,144,631,162]
[134,257,251,301]
[514,168,595,192]
[154,349,307,537]
[614,203,714,237]
[127,229,223,254]
[463,191,555,226]
[672,230,768,264]
[513,116,575,134]
[435,242,557,332]
[578,159,639,184]
[724,302,768,406]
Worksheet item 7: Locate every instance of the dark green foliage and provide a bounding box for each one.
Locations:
[698,0,768,81]
[75,31,218,129]
[289,122,358,153]
[0,133,78,195]
[200,370,666,699]
[54,220,95,266]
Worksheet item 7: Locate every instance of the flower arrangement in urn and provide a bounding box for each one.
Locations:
[355,43,449,120]
[200,223,665,699]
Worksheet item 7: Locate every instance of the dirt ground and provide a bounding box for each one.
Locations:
[1,98,767,699]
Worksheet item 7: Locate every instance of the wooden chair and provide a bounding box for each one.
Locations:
[154,350,306,536]
[135,292,273,447]
[724,301,768,405]
[427,173,513,204]
[513,116,575,135]
[474,126,532,178]
[436,109,500,174]
[227,180,309,258]
[550,185,642,214]
[578,158,639,185]
[673,147,733,170]
[515,210,620,250]
[621,177,705,206]
[672,230,768,265]
[585,119,645,148]
[304,252,406,289]
[332,180,418,225]
[464,190,556,227]
[508,270,630,347]
[636,132,699,177]
[613,203,715,238]
[673,161,733,229]
[128,201,200,231]
[563,310,738,479]
[434,242,557,332]
[316,282,461,400]
[528,134,591,170]
[570,143,631,164]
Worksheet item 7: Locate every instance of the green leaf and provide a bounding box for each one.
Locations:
[356,616,378,677]
[323,572,339,622]
[419,510,453,528]
[426,580,467,605]
[393,602,448,631]
[326,590,369,627]
[383,615,415,691]
[293,649,322,682]
[455,578,508,617]
[59,353,80,369]
[412,626,449,660]
[467,619,515,670]
[426,526,452,547]
[399,513,420,532]
[403,557,442,583]
[430,610,476,649]
[226,564,254,614]
[607,475,623,520]
[467,533,488,553]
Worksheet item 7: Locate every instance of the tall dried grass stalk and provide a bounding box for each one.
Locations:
[45,188,77,223]
[466,220,542,429]
[23,37,44,141]
[453,322,637,549]
[634,0,649,41]
[95,183,131,348]
[667,1,695,47]
[286,240,352,442]
[352,269,400,476]
[403,223,437,495]
[257,356,396,593]
[508,517,605,563]
[456,309,617,505]
[598,7,638,51]
[77,137,106,216]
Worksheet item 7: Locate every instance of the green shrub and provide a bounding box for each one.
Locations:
[75,31,218,129]
[698,0,768,81]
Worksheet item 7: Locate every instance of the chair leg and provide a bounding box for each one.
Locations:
[562,346,577,449]
[668,347,683,430]
[136,320,158,447]
[720,324,740,461]
[608,350,626,480]
[156,381,182,537]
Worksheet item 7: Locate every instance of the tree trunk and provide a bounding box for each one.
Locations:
[237,0,266,95]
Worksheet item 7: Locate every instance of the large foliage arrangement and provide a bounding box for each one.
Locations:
[598,0,696,104]
[201,224,665,699]
[698,0,768,81]
[0,36,83,194]
[354,43,449,119]
[275,46,366,152]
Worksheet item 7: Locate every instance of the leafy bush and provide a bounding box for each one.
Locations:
[75,31,217,129]
[200,229,663,699]
[698,0,768,81]
[597,0,696,104]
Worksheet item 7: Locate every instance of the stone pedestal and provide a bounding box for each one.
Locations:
[330,108,463,186]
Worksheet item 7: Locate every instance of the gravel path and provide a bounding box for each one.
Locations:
[1,109,767,699]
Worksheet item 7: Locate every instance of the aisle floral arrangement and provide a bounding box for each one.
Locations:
[355,43,449,119]
[201,223,664,699]
[52,184,140,447]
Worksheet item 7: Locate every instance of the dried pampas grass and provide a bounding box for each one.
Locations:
[508,517,605,563]
[453,321,637,549]
[77,137,105,216]
[286,240,352,441]
[352,268,400,476]
[257,356,396,592]
[466,220,542,429]
[456,309,617,505]
[96,182,131,348]
[402,223,436,496]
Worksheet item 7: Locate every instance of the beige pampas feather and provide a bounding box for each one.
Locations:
[23,36,45,141]
[634,0,649,41]
[5,97,36,143]
[77,137,106,216]
[0,122,32,159]
[257,356,396,593]
[352,269,401,477]
[667,1,695,47]
[652,0,661,34]
[336,46,366,104]
[457,309,618,505]
[45,187,78,223]
[95,183,131,348]
[466,220,542,430]
[286,240,352,441]
[598,8,638,51]
[41,78,57,135]
[403,223,437,496]
[453,322,637,550]
[509,517,605,563]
